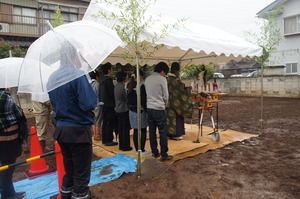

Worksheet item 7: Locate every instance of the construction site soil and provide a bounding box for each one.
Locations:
[13,96,300,199]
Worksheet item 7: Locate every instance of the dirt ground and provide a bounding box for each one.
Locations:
[14,96,300,199]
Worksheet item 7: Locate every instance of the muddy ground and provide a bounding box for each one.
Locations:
[14,96,300,199]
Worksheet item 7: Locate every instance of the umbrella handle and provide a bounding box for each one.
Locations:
[46,20,54,30]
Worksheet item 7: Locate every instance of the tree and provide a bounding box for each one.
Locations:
[51,6,64,28]
[0,39,25,58]
[245,6,283,134]
[245,6,282,65]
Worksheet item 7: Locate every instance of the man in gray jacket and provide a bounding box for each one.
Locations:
[145,62,173,161]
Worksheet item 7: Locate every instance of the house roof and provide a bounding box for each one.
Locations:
[223,58,260,69]
[257,0,287,18]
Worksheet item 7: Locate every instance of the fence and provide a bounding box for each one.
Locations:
[183,75,300,98]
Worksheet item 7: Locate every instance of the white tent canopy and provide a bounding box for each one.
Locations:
[83,0,262,65]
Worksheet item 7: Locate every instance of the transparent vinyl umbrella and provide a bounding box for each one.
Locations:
[18,20,124,97]
[0,57,23,88]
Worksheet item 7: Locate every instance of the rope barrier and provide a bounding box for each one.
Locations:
[0,151,57,172]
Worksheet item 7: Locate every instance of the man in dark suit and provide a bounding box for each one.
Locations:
[99,63,118,146]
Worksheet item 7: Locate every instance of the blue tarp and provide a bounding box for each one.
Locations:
[14,154,137,199]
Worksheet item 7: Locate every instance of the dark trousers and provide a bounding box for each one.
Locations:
[0,133,21,199]
[0,158,16,198]
[102,107,115,144]
[176,114,185,137]
[147,108,169,157]
[117,111,131,150]
[133,128,147,152]
[58,142,92,195]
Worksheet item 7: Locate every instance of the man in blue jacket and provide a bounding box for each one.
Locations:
[48,63,97,198]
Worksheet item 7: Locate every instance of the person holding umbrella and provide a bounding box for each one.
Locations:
[17,20,125,198]
[47,46,97,199]
[0,88,27,199]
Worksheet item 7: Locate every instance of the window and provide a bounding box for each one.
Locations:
[61,6,78,13]
[62,13,78,22]
[0,3,13,23]
[42,10,55,20]
[39,4,78,23]
[40,10,55,33]
[284,15,300,35]
[286,63,298,74]
[13,6,36,24]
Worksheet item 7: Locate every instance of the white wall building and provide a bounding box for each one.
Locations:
[257,0,300,76]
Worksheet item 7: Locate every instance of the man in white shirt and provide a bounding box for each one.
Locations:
[145,62,173,161]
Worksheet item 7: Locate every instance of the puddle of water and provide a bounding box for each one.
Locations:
[100,164,115,175]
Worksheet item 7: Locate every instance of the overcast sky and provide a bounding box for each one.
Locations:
[148,0,275,40]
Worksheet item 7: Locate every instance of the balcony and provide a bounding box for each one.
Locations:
[0,12,74,38]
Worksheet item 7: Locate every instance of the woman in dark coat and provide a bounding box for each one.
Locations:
[126,70,150,155]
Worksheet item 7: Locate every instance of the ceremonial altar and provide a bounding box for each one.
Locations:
[191,92,228,143]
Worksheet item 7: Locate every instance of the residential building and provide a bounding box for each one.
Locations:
[0,0,90,48]
[257,0,300,76]
[221,57,261,78]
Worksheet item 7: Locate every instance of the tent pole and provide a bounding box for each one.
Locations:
[136,53,142,178]
[260,57,264,134]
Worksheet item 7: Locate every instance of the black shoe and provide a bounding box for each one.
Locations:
[105,142,118,146]
[120,147,133,151]
[152,153,161,158]
[4,192,26,199]
[72,190,91,199]
[160,155,173,161]
[61,186,73,199]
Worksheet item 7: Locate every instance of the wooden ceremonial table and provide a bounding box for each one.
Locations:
[191,92,228,143]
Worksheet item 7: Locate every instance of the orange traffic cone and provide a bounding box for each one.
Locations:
[24,126,55,179]
[55,141,65,199]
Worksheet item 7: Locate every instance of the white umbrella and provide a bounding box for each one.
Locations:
[0,57,23,88]
[18,20,124,98]
[0,57,49,102]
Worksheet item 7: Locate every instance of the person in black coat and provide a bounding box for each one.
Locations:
[126,70,150,154]
[0,88,27,199]
[99,63,118,146]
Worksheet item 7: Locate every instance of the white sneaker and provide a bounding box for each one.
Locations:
[172,136,183,140]
[141,150,151,155]
[136,150,151,155]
